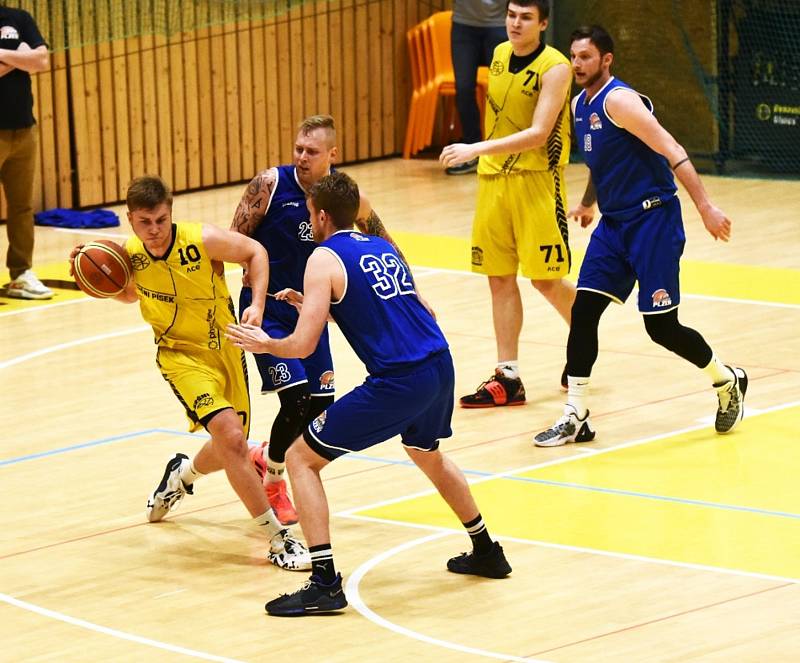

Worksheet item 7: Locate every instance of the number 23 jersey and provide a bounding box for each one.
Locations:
[125,222,236,351]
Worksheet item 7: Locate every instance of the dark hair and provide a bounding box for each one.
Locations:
[505,0,550,21]
[570,25,614,55]
[126,175,173,211]
[309,171,360,230]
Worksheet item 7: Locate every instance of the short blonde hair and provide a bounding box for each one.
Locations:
[297,115,336,146]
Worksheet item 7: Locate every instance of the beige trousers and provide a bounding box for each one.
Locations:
[0,126,38,279]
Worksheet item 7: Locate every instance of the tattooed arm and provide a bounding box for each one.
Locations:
[231,167,277,237]
[231,167,276,286]
[354,194,410,267]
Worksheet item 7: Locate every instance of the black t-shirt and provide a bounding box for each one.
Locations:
[0,7,47,129]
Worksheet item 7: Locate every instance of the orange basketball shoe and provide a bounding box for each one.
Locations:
[249,441,299,526]
[249,441,269,480]
[267,480,299,526]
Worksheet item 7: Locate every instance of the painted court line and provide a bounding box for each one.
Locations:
[0,593,245,663]
[345,532,552,663]
[336,399,800,518]
[0,430,159,466]
[5,426,796,521]
[0,325,150,370]
[342,513,800,585]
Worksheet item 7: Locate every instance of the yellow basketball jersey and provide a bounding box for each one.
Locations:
[479,42,571,175]
[125,223,236,351]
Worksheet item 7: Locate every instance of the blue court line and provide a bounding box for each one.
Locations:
[3,429,798,522]
[0,429,160,466]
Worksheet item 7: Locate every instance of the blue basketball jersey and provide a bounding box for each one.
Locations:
[575,77,676,218]
[318,231,448,375]
[250,165,317,294]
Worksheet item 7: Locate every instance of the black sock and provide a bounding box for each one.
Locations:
[309,543,338,584]
[463,514,493,555]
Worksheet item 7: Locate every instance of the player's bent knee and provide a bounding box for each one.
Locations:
[643,311,679,348]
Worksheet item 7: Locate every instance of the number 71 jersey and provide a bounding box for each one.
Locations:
[125,222,236,351]
[318,230,448,376]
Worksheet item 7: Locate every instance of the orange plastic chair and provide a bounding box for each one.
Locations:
[403,11,490,157]
[403,24,425,158]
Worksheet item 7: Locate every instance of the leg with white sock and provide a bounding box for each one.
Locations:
[534,290,610,447]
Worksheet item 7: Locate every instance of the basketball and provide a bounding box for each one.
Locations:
[72,240,133,298]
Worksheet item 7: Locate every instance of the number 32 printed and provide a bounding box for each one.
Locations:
[359,253,415,299]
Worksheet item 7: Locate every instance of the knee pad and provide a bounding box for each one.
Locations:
[643,310,679,347]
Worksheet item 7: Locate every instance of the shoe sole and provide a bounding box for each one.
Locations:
[447,565,511,579]
[266,601,348,617]
[274,514,299,526]
[5,290,54,300]
[534,430,596,447]
[460,400,526,409]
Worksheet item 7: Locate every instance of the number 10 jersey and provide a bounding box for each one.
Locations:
[126,222,236,351]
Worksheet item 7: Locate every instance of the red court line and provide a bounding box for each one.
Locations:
[527,582,793,658]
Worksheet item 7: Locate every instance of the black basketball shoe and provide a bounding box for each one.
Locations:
[460,369,526,408]
[265,574,347,616]
[447,541,512,579]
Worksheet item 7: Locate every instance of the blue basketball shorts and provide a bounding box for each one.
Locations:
[577,196,686,314]
[239,287,335,396]
[303,350,455,461]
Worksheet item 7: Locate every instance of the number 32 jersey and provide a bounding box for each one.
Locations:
[126,222,236,351]
[318,231,447,376]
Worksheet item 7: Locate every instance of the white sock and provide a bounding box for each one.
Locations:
[566,376,590,419]
[703,355,735,386]
[180,459,203,487]
[266,458,285,481]
[496,360,519,379]
[253,509,282,537]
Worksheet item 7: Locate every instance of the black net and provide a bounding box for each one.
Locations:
[552,0,799,175]
[722,0,800,174]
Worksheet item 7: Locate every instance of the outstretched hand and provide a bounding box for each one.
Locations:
[226,322,271,353]
[700,204,731,241]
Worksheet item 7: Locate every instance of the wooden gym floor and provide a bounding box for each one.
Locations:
[1,159,799,662]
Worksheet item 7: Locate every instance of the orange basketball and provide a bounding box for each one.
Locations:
[73,240,133,298]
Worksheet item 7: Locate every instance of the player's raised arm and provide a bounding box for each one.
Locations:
[605,90,731,241]
[203,224,269,325]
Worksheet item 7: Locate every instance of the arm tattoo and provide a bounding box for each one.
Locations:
[358,210,411,267]
[581,178,597,208]
[231,168,276,236]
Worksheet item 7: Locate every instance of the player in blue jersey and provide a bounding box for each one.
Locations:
[534,26,747,447]
[227,172,511,616]
[231,115,416,525]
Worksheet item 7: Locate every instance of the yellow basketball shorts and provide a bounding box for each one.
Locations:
[156,342,251,436]
[471,169,571,279]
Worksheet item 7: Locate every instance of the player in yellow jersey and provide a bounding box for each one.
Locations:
[70,176,310,572]
[441,0,577,408]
